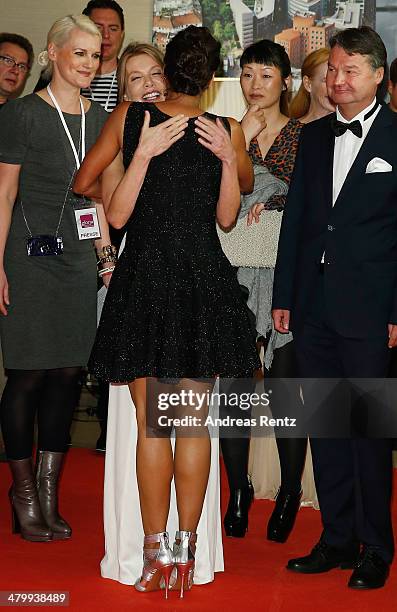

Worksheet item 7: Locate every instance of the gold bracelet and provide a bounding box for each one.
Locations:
[98,255,117,266]
[98,245,117,259]
[97,245,117,267]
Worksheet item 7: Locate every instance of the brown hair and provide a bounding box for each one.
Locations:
[0,32,34,69]
[290,48,330,119]
[164,26,220,96]
[330,26,386,71]
[117,42,164,102]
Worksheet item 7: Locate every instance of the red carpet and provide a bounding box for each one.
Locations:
[0,449,396,611]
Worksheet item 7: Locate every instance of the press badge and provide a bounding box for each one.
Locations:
[74,206,101,240]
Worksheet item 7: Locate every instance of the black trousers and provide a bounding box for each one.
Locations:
[294,273,394,563]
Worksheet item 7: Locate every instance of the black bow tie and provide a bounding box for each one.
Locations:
[331,117,362,138]
[330,101,380,139]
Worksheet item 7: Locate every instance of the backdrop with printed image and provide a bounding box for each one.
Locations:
[152,0,397,77]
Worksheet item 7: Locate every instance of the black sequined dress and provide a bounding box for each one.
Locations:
[89,103,260,382]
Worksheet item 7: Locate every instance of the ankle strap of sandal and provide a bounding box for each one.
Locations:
[143,531,169,545]
[175,530,197,544]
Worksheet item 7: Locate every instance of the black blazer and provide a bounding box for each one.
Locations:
[272,105,397,338]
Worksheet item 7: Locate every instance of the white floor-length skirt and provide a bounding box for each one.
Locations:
[100,381,224,585]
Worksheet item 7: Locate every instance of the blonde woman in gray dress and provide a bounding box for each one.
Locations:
[0,15,110,542]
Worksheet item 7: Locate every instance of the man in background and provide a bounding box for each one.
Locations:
[81,0,125,112]
[0,33,33,108]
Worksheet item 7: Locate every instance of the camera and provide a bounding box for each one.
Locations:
[26,235,64,256]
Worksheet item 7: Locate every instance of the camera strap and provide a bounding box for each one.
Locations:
[20,170,76,239]
[47,85,100,240]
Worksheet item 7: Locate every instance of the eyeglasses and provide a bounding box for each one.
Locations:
[0,55,29,73]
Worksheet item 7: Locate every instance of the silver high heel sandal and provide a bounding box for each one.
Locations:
[170,530,197,598]
[134,532,174,599]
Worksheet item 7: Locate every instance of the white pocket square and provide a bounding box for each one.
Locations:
[365,157,393,173]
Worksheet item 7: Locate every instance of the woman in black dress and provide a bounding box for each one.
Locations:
[75,26,259,598]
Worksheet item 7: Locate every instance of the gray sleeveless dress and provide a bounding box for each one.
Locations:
[0,94,107,369]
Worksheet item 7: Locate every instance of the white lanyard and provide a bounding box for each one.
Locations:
[47,84,86,169]
[89,71,116,112]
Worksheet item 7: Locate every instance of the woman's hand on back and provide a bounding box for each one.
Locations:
[135,111,188,161]
[194,116,237,165]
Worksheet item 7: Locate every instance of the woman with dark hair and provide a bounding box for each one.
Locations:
[223,39,306,543]
[75,25,258,597]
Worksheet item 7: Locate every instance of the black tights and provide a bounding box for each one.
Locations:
[265,341,307,494]
[219,377,253,491]
[220,341,308,494]
[220,436,250,491]
[0,367,81,460]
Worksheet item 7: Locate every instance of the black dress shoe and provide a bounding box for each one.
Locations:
[267,488,302,543]
[224,479,254,538]
[348,549,389,590]
[287,540,360,574]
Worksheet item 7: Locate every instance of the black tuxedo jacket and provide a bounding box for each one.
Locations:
[272,105,397,338]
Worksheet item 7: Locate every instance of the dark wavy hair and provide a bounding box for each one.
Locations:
[240,39,291,116]
[164,26,220,96]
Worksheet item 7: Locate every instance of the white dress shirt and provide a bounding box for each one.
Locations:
[332,98,381,205]
[321,98,381,262]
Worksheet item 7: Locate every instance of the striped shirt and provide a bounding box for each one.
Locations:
[81,70,119,113]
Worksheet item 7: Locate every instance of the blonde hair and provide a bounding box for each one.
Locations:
[117,42,164,102]
[289,48,330,119]
[38,14,101,79]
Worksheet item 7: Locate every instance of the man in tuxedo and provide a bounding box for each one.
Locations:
[272,26,397,589]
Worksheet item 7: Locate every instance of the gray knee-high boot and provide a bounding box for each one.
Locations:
[35,450,72,540]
